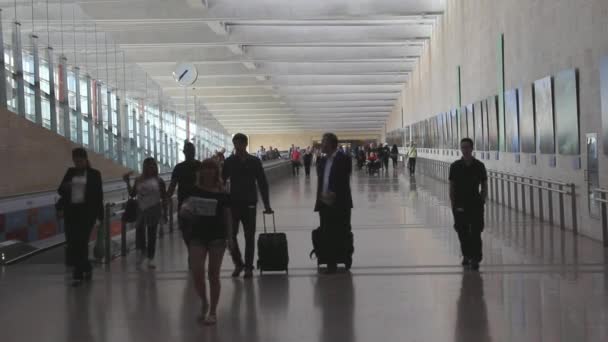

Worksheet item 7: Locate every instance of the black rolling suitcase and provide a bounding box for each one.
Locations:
[310,226,354,271]
[257,213,289,274]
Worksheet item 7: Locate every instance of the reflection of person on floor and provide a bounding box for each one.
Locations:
[455,272,492,342]
[315,274,355,342]
[449,138,488,271]
[315,133,354,274]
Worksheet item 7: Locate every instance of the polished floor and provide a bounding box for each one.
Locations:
[1,167,608,342]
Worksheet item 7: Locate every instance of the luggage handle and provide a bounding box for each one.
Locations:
[262,212,276,233]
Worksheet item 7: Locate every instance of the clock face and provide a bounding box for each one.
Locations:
[173,63,198,86]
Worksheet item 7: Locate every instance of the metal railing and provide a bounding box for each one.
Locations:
[417,158,578,233]
[592,188,608,247]
[96,198,176,263]
[94,159,292,265]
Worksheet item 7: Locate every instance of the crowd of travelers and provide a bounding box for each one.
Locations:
[56,132,486,326]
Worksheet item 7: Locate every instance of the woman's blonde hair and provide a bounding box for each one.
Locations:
[198,158,224,190]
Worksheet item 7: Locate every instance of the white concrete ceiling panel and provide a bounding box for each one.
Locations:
[65,0,445,134]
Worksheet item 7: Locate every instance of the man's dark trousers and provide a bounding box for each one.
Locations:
[230,204,257,271]
[319,206,352,266]
[453,206,484,262]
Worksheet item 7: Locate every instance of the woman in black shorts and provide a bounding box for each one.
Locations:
[180,159,232,325]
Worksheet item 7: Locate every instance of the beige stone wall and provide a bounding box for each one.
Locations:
[0,108,130,197]
[248,132,381,151]
[385,0,608,241]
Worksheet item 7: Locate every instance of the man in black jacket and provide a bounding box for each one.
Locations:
[57,148,104,286]
[315,133,353,273]
[223,133,273,278]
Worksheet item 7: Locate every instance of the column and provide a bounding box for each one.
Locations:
[146,120,151,157]
[164,133,169,167]
[0,10,7,108]
[74,67,82,144]
[97,82,105,155]
[47,48,57,133]
[106,88,113,160]
[153,124,158,161]
[12,21,25,116]
[115,95,122,165]
[138,107,145,163]
[169,137,174,166]
[86,76,94,149]
[59,55,70,140]
[131,108,138,170]
[31,34,42,125]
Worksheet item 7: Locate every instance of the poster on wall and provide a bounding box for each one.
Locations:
[602,56,608,156]
[519,85,536,154]
[443,112,449,149]
[504,89,520,153]
[459,106,468,140]
[554,69,580,155]
[487,96,499,151]
[534,76,555,154]
[466,104,475,141]
[474,102,484,151]
[483,100,490,151]
[451,109,459,148]
[434,116,440,148]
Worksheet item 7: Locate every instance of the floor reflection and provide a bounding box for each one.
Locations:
[65,285,95,342]
[315,273,355,342]
[455,272,491,342]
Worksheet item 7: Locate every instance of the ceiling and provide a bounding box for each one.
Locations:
[3,0,444,135]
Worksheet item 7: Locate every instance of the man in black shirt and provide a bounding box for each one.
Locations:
[167,142,203,247]
[449,138,488,271]
[223,133,273,278]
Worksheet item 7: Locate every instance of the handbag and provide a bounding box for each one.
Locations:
[122,197,138,223]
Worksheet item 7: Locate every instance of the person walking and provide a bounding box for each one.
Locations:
[303,147,313,177]
[390,144,399,169]
[449,138,488,271]
[315,133,353,274]
[408,142,418,175]
[167,142,203,250]
[180,159,233,325]
[291,147,302,176]
[123,157,167,269]
[57,148,104,286]
[381,144,390,171]
[223,133,273,278]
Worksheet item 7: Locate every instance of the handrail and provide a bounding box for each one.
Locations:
[591,188,608,247]
[0,160,289,214]
[489,172,570,193]
[417,157,579,233]
[489,170,569,187]
[97,159,292,262]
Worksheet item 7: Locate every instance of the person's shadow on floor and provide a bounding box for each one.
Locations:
[314,273,355,342]
[454,272,492,342]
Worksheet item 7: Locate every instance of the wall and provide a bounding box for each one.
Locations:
[248,132,382,151]
[385,0,608,241]
[0,108,130,197]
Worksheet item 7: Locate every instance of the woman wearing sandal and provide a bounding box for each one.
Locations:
[180,159,233,325]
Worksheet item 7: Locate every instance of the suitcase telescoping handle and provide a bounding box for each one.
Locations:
[262,212,276,233]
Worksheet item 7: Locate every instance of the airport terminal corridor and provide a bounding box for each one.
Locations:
[1,168,607,342]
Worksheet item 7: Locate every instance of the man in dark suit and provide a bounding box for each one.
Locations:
[314,133,353,273]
